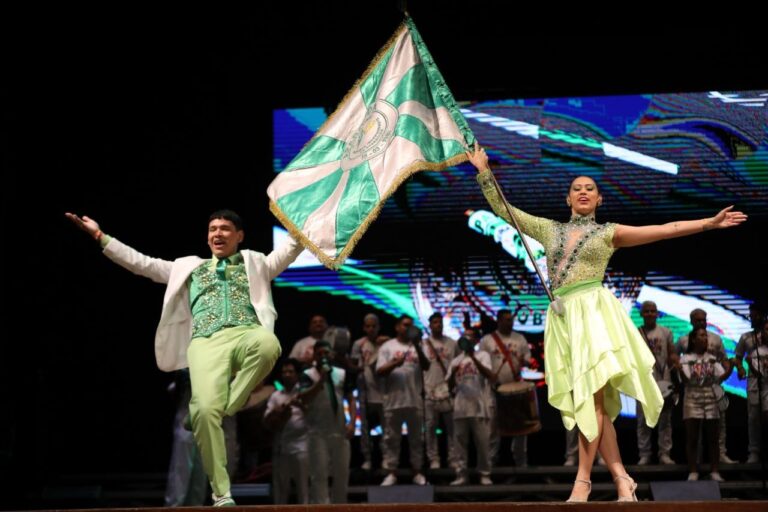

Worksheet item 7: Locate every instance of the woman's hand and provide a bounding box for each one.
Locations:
[706,205,748,230]
[465,140,489,173]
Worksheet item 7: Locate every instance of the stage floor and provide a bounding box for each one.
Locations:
[23,463,768,509]
[23,502,768,512]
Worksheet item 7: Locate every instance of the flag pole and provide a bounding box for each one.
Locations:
[487,170,556,304]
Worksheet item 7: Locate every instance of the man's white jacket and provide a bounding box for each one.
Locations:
[102,237,303,371]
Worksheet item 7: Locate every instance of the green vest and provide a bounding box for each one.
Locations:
[189,254,259,338]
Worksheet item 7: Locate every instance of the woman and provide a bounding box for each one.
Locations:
[679,326,731,482]
[466,142,747,501]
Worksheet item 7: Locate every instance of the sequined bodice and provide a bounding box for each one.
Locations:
[477,170,617,291]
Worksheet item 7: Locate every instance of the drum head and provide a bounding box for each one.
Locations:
[497,381,534,394]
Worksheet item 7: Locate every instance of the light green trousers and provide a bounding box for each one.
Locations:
[188,324,281,496]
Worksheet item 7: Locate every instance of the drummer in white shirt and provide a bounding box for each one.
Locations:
[478,308,531,467]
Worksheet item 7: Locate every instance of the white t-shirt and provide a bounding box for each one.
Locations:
[749,346,768,380]
[446,351,492,419]
[736,331,767,394]
[265,388,308,455]
[301,366,348,435]
[478,330,531,385]
[350,336,382,404]
[681,353,725,387]
[421,335,458,400]
[638,325,674,381]
[376,338,423,410]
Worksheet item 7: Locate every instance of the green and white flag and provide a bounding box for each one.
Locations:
[268,17,475,269]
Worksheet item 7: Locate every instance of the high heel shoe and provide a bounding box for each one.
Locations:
[566,479,591,503]
[614,474,638,502]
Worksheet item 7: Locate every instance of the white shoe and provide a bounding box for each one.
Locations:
[659,454,676,465]
[637,456,651,465]
[429,460,441,469]
[361,460,372,470]
[687,472,699,481]
[412,473,427,485]
[450,476,467,486]
[212,492,236,507]
[381,473,397,486]
[719,453,736,464]
[480,475,493,486]
[746,454,760,464]
[597,455,606,466]
[710,471,725,482]
[563,456,576,467]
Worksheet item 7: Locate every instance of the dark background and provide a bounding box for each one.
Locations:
[3,1,765,506]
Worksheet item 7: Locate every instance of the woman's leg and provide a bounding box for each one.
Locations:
[704,419,719,474]
[588,389,635,498]
[569,388,607,500]
[686,419,701,474]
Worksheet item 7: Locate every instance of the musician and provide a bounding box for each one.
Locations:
[289,314,329,365]
[164,370,206,506]
[563,428,579,466]
[298,341,356,503]
[679,326,733,482]
[447,327,495,485]
[636,301,678,465]
[350,313,387,470]
[421,312,459,469]
[264,359,309,504]
[478,308,531,467]
[376,315,430,486]
[734,305,767,463]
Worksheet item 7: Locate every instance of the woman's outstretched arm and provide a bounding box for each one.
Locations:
[613,206,747,248]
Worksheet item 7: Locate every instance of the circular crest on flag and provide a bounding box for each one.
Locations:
[341,99,397,171]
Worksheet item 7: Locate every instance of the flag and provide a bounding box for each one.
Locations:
[268,17,475,269]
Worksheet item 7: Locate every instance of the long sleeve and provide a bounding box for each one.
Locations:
[265,235,304,281]
[102,237,174,284]
[476,169,553,245]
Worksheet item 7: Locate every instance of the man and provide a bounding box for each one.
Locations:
[447,327,494,486]
[733,303,766,463]
[676,308,734,464]
[298,341,355,504]
[350,313,387,470]
[164,370,207,507]
[376,315,430,486]
[636,301,677,465]
[478,308,531,467]
[289,314,329,365]
[264,359,309,504]
[66,210,303,506]
[563,428,579,467]
[421,312,459,469]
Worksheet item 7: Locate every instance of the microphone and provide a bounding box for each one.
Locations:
[458,336,474,353]
[406,325,423,344]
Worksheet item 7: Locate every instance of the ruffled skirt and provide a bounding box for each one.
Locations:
[544,279,663,442]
